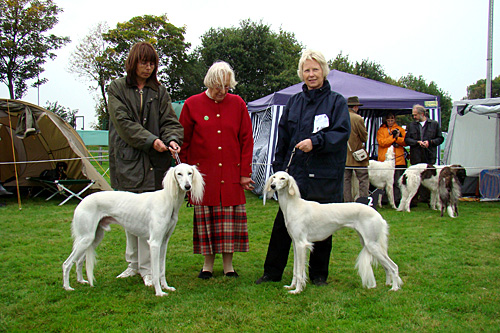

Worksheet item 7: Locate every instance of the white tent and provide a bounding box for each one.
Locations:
[443,98,500,197]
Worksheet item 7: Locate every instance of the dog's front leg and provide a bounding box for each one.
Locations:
[159,231,175,292]
[149,240,167,297]
[284,241,298,291]
[288,241,307,294]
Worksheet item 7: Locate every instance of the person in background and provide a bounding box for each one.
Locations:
[405,104,444,204]
[376,112,407,205]
[179,61,254,279]
[107,42,183,286]
[405,104,444,165]
[343,96,369,202]
[255,50,350,286]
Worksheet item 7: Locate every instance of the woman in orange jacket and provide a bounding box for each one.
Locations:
[376,112,407,205]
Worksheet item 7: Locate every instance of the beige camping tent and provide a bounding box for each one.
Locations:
[0,99,111,192]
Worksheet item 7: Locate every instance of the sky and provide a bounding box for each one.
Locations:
[1,0,498,130]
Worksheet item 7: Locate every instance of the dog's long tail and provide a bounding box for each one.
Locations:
[355,218,389,289]
[85,226,106,286]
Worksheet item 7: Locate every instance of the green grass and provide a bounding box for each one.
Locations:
[0,193,499,332]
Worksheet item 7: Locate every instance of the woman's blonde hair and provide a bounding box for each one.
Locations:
[204,61,238,89]
[297,49,330,81]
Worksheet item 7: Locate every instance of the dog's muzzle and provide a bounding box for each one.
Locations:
[270,184,276,190]
[184,184,191,191]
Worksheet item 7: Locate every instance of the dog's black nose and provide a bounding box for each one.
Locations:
[270,184,276,189]
[184,184,191,191]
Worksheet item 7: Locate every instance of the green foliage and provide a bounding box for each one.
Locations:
[44,100,78,127]
[0,0,70,99]
[329,52,388,82]
[0,194,499,331]
[466,75,500,99]
[398,74,452,131]
[329,52,452,131]
[198,19,303,102]
[103,14,191,101]
[67,22,118,120]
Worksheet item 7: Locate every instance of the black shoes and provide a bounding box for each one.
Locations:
[198,270,240,278]
[312,277,328,286]
[198,270,213,279]
[224,271,239,278]
[255,274,280,284]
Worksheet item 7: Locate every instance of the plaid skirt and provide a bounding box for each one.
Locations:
[193,204,249,255]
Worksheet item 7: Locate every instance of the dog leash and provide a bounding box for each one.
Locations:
[173,151,182,165]
[285,147,296,173]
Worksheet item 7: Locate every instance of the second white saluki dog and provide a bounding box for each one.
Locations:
[368,146,396,209]
[265,171,402,294]
[62,163,204,296]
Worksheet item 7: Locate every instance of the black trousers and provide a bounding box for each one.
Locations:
[263,209,332,281]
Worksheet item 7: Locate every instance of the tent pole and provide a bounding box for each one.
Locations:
[486,0,494,98]
[6,100,22,210]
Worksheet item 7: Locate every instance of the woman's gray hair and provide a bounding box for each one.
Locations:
[204,61,238,89]
[297,50,330,81]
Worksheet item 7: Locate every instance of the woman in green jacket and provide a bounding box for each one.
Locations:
[108,42,183,286]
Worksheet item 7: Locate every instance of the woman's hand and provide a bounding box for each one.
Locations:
[153,139,168,152]
[240,176,255,191]
[295,139,313,153]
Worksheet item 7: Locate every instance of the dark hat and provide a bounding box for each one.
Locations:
[347,96,363,107]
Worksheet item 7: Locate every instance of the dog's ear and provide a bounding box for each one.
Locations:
[190,165,205,204]
[287,175,300,197]
[264,176,275,198]
[163,166,178,191]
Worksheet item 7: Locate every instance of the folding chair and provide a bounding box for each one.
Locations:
[27,177,95,206]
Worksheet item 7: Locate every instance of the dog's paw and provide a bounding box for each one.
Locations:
[162,285,176,292]
[155,291,168,297]
[77,278,89,285]
[288,288,303,294]
[63,286,74,291]
[284,285,293,290]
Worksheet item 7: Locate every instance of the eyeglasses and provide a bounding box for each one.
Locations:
[214,85,230,91]
[138,61,155,68]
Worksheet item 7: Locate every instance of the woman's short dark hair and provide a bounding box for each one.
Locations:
[382,112,396,126]
[125,42,160,86]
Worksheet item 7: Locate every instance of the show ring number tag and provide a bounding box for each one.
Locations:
[313,114,329,133]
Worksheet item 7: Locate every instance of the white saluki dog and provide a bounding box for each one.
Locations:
[62,163,204,297]
[265,172,402,294]
[368,146,396,209]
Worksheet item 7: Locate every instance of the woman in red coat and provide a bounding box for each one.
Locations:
[179,61,254,279]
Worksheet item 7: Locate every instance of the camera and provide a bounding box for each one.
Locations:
[391,129,400,138]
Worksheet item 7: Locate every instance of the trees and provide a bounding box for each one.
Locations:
[0,0,70,99]
[197,19,303,102]
[328,52,388,82]
[44,101,77,128]
[329,52,452,131]
[67,15,191,129]
[103,14,191,101]
[68,22,118,123]
[398,74,452,131]
[466,76,500,99]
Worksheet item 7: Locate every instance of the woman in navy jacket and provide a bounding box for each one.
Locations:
[256,50,350,286]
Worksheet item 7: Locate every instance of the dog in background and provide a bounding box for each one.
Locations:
[368,145,396,209]
[62,163,204,297]
[439,166,466,218]
[398,164,441,212]
[265,171,402,294]
[40,161,68,181]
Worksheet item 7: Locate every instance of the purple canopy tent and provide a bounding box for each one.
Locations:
[248,70,440,195]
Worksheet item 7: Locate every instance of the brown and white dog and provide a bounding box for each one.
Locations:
[398,164,466,213]
[439,166,466,218]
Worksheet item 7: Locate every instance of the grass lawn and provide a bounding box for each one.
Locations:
[0,191,499,332]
